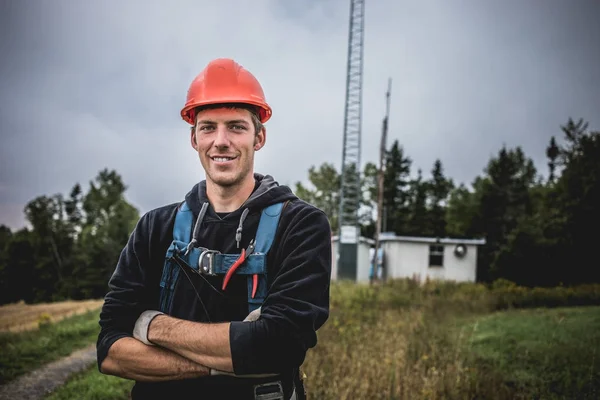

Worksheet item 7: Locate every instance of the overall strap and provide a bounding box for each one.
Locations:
[173,201,193,242]
[247,202,285,313]
[159,201,193,313]
[160,200,287,315]
[254,202,285,254]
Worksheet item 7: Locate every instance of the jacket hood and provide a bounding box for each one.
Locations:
[185,173,297,216]
[182,173,298,250]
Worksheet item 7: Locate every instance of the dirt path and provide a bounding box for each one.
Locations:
[0,344,97,400]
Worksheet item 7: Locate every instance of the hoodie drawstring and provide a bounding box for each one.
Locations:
[185,203,251,253]
[184,202,209,256]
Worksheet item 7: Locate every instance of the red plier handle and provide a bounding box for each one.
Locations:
[222,240,258,296]
[222,248,245,291]
[252,274,258,298]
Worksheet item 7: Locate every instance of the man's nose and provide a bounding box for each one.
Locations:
[213,125,230,147]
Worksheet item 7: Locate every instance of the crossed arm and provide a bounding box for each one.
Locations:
[100,306,265,382]
[147,316,233,371]
[99,317,232,382]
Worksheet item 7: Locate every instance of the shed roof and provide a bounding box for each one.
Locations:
[331,234,486,246]
[379,234,486,245]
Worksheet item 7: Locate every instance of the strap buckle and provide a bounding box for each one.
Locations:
[253,381,284,400]
[198,250,220,275]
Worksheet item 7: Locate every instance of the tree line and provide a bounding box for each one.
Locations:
[0,170,139,304]
[0,117,598,304]
[295,117,600,287]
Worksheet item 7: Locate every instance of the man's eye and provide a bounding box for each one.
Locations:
[231,125,246,130]
[199,125,214,131]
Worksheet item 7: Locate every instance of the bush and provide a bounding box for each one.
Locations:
[488,280,600,310]
[37,312,53,329]
[359,277,600,312]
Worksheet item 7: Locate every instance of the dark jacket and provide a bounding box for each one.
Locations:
[96,173,332,399]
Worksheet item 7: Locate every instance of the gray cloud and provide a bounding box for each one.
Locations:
[1,0,599,230]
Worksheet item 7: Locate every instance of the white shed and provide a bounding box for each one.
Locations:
[331,234,485,283]
[379,234,486,283]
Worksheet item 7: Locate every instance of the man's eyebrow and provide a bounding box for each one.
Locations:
[226,119,250,125]
[196,119,250,125]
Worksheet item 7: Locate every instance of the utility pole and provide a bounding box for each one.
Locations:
[372,78,392,284]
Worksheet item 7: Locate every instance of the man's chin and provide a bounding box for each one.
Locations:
[207,173,241,188]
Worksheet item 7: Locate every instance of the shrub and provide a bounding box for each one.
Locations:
[37,313,52,329]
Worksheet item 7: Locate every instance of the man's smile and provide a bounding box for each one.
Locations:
[210,155,238,164]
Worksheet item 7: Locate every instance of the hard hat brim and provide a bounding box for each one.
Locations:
[181,99,272,125]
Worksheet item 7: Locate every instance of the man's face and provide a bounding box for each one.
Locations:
[191,107,265,188]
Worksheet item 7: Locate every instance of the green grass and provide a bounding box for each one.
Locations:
[2,279,599,399]
[0,309,101,384]
[464,305,600,399]
[303,280,600,399]
[45,365,133,400]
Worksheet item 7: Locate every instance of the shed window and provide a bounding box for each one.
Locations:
[429,245,444,267]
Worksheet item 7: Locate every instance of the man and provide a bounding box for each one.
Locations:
[96,58,332,400]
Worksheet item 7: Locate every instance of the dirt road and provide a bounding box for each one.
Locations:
[0,344,97,400]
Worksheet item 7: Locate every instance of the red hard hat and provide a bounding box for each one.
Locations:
[180,58,272,125]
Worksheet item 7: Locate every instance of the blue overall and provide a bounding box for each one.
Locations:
[158,201,285,315]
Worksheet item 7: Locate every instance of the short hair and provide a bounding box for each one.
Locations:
[192,103,264,136]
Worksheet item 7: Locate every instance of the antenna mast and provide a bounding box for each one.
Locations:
[373,78,392,283]
[337,0,366,280]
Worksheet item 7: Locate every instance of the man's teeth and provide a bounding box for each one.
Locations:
[213,157,233,162]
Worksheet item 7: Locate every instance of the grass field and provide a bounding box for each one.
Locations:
[1,279,599,399]
[46,367,134,400]
[299,280,600,399]
[0,299,103,332]
[465,306,600,398]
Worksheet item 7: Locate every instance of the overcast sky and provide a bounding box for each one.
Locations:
[1,0,599,230]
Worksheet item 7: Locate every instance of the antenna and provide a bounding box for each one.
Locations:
[372,78,392,284]
[337,0,366,280]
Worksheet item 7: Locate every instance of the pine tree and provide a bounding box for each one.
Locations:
[546,136,560,183]
[406,169,429,236]
[428,159,454,237]
[383,140,412,234]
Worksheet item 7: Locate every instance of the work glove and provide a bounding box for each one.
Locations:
[243,306,261,322]
[133,310,165,345]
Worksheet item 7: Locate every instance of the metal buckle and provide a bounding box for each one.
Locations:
[253,381,284,400]
[198,250,220,275]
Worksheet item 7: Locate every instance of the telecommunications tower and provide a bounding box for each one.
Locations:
[337,0,365,280]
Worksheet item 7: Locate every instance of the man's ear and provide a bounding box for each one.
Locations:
[190,126,197,149]
[254,127,266,151]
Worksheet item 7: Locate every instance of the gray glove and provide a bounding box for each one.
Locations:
[133,310,165,345]
[243,306,261,322]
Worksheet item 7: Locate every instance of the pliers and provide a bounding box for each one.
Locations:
[222,239,258,298]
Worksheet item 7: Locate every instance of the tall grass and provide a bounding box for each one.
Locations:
[301,278,600,400]
[16,278,600,399]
